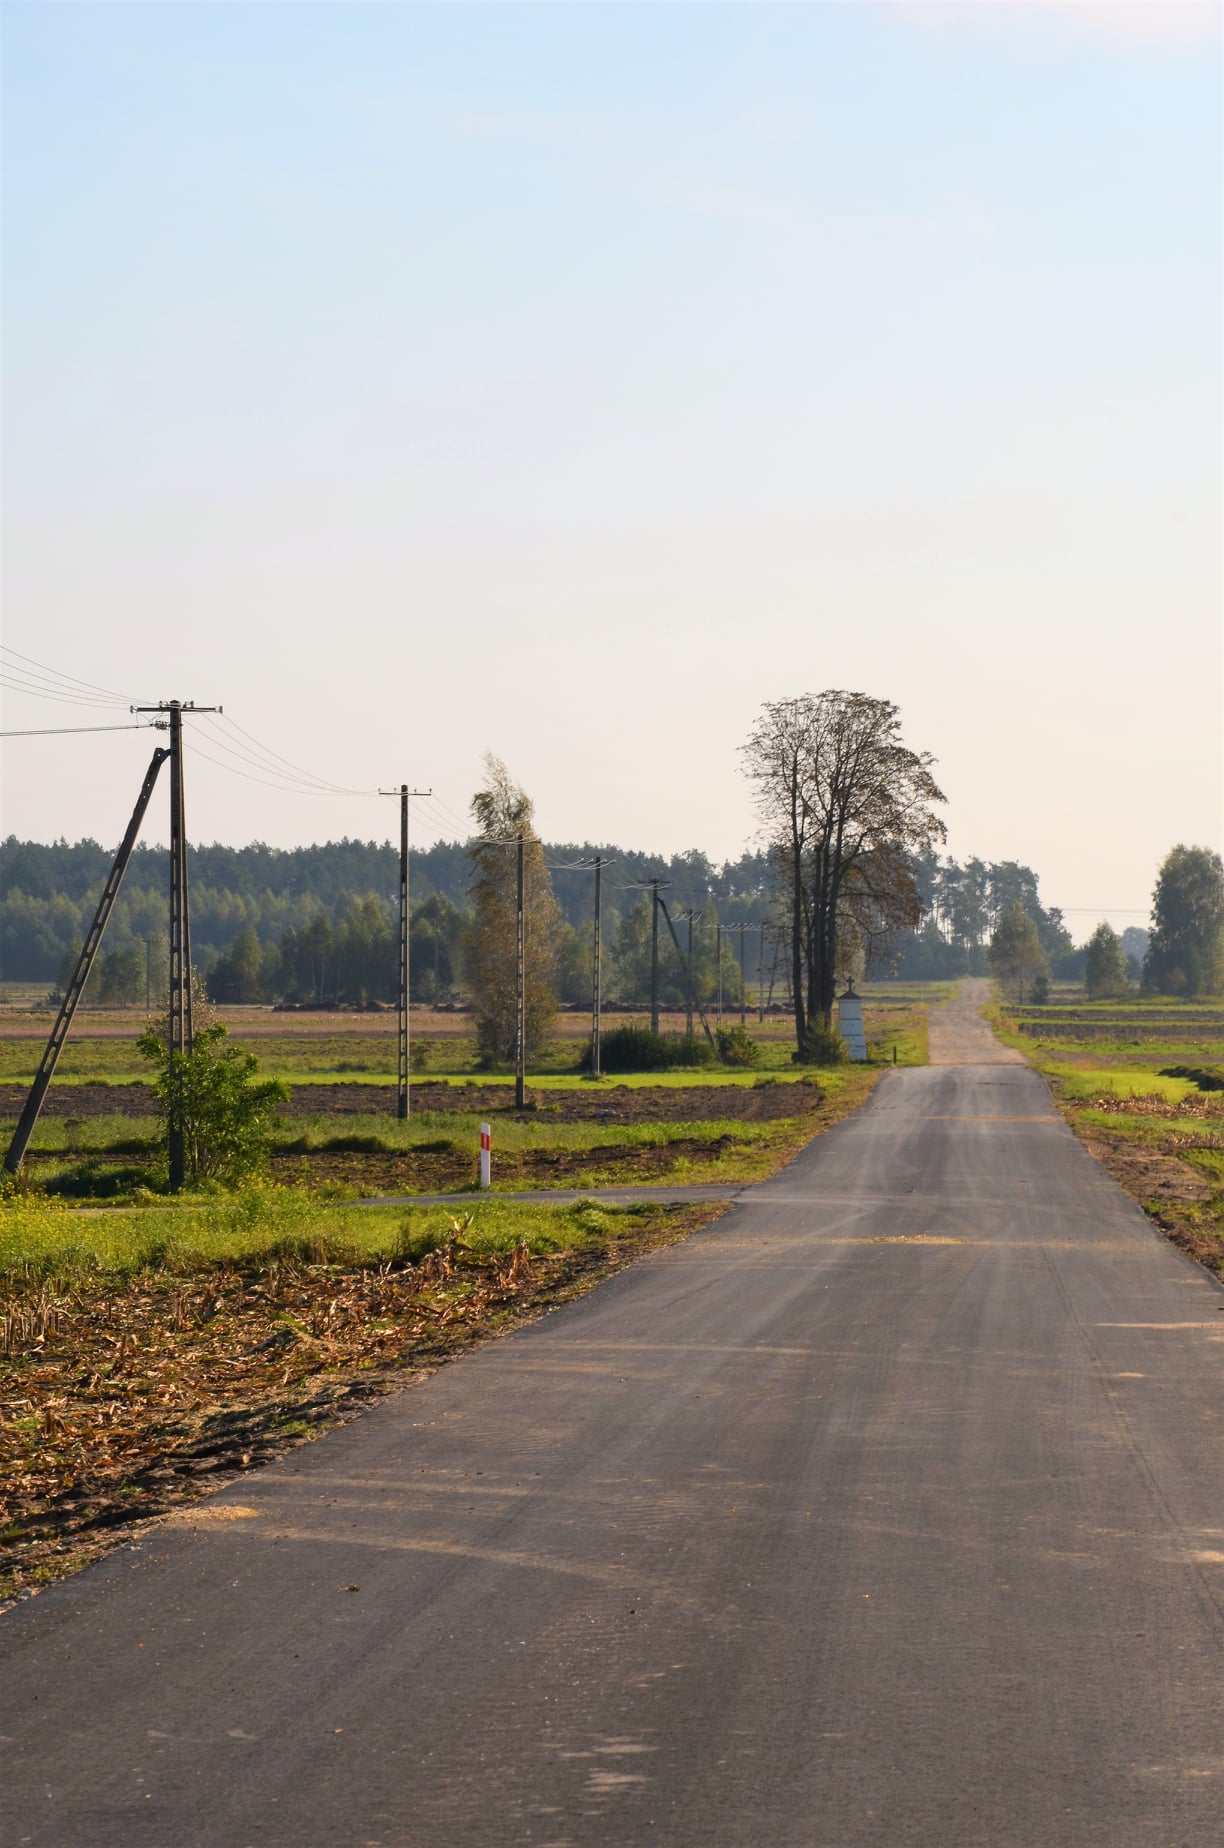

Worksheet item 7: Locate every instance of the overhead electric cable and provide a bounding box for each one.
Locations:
[0,644,135,704]
[0,722,165,738]
[211,711,380,797]
[0,672,126,711]
[190,716,371,794]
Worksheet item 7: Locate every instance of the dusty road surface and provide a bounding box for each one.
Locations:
[3,995,1223,1847]
[928,975,1024,1064]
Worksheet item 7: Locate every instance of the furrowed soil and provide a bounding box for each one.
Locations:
[0,1202,725,1609]
[0,1079,823,1123]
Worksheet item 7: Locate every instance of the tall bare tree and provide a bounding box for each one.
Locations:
[466,755,563,1067]
[742,693,946,1051]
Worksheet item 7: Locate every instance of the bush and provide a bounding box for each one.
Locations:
[795,1025,848,1067]
[715,1023,760,1068]
[591,1026,716,1073]
[1029,973,1051,1004]
[137,1019,288,1187]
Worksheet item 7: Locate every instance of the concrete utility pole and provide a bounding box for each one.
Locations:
[136,699,219,1189]
[716,922,723,1023]
[739,922,747,1027]
[759,923,767,1025]
[591,855,603,1079]
[380,784,431,1120]
[515,832,526,1109]
[650,879,660,1034]
[685,909,695,1040]
[4,743,169,1175]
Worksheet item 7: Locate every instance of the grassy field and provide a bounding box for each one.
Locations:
[991,992,1224,1279]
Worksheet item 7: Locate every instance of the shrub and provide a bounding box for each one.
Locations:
[591,1026,716,1073]
[715,1023,760,1068]
[137,1020,288,1187]
[795,1025,848,1067]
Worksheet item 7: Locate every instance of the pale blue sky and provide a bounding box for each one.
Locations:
[2,1,1220,928]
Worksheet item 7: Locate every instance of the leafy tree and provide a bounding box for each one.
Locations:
[465,756,563,1066]
[741,692,946,1050]
[988,903,1049,1002]
[137,1019,287,1186]
[1084,923,1129,1000]
[1143,846,1224,998]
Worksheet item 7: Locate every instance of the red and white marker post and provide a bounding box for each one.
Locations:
[479,1123,491,1190]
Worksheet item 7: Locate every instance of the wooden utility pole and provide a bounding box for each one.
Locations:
[515,831,526,1108]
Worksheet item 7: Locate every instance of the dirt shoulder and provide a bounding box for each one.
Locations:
[0,1202,725,1611]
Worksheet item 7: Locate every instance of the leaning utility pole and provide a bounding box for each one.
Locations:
[591,855,603,1078]
[4,743,169,1175]
[650,879,661,1034]
[380,784,431,1120]
[515,832,527,1108]
[136,699,219,1189]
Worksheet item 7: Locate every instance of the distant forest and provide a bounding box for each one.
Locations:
[0,835,1132,1006]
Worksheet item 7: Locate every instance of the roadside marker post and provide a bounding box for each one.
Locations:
[479,1124,492,1190]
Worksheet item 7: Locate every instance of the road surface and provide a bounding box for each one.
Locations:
[3,991,1222,1846]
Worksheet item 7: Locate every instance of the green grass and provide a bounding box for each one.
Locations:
[0,1184,643,1282]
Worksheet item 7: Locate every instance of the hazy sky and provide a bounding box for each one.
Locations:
[2,0,1220,934]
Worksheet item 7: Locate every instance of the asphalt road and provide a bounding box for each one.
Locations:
[4,1005,1223,1846]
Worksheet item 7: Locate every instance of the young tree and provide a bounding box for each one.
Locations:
[741,692,946,1052]
[1143,846,1224,997]
[137,1019,287,1187]
[1083,922,1129,1000]
[465,756,563,1066]
[988,903,1049,1002]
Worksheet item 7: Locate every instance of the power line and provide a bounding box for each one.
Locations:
[0,672,126,711]
[0,644,136,704]
[0,722,166,738]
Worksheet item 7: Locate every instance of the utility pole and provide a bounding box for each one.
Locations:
[4,744,169,1175]
[685,909,695,1040]
[650,879,660,1034]
[515,832,526,1108]
[716,922,723,1022]
[739,922,747,1027]
[591,855,603,1078]
[759,923,767,1025]
[136,699,219,1189]
[144,935,154,1013]
[380,784,431,1120]
[433,931,440,1009]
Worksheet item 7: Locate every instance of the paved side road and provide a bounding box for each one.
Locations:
[2,1056,1223,1845]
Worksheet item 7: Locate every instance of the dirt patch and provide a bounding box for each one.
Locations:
[268,1134,741,1194]
[0,1202,725,1609]
[927,982,1024,1067]
[1,1078,825,1127]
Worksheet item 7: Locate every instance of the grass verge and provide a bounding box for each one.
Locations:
[992,996,1224,1280]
